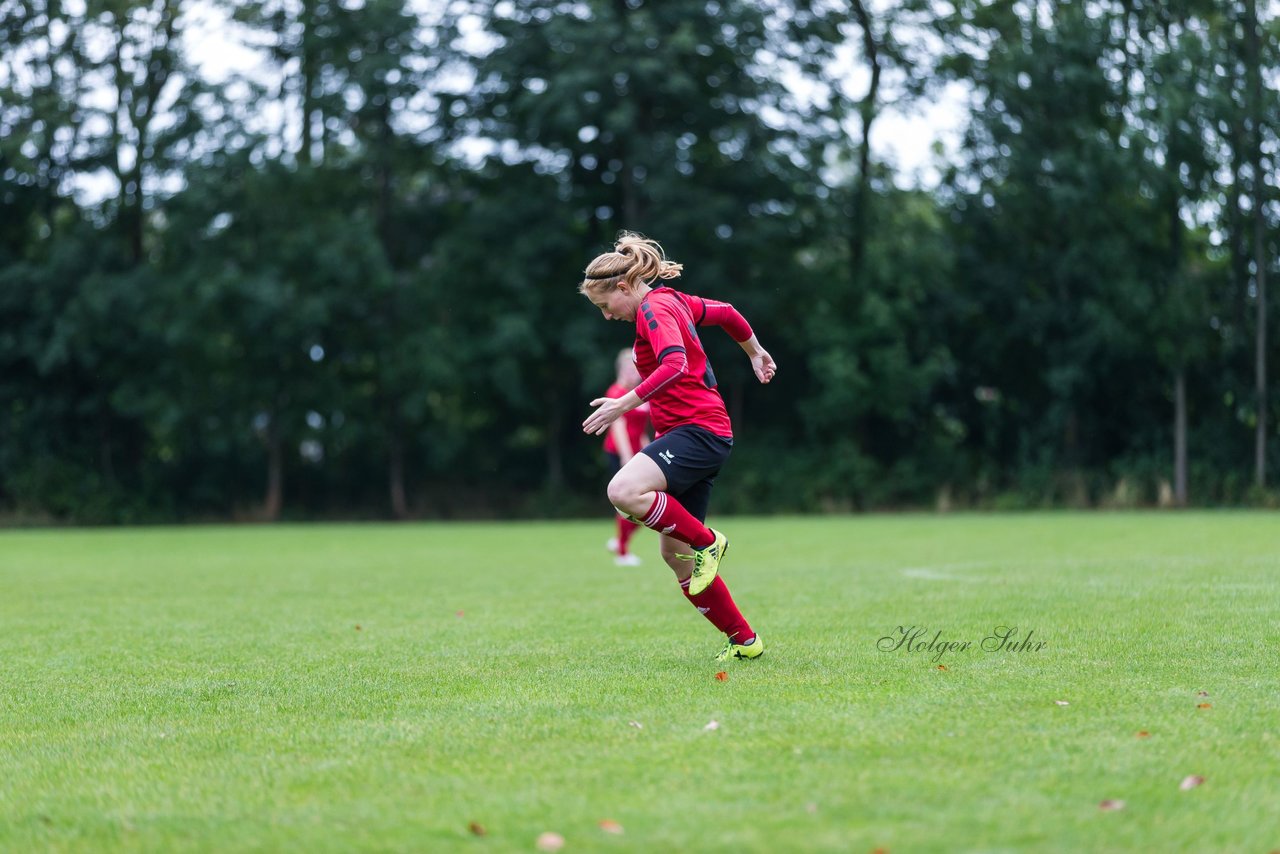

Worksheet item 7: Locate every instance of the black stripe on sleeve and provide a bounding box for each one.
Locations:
[696,298,707,326]
[656,345,686,364]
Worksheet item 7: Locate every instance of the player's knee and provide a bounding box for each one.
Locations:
[606,475,639,514]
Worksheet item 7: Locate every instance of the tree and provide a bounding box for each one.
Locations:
[0,0,92,260]
[1242,0,1272,487]
[933,0,1162,503]
[441,0,823,499]
[1122,0,1223,505]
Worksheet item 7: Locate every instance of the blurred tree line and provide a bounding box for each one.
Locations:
[0,0,1276,523]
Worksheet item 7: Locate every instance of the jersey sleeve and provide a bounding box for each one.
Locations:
[632,297,689,401]
[689,295,753,342]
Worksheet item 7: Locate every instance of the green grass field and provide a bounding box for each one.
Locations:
[3,513,1278,852]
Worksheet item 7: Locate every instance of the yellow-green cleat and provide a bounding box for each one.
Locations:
[687,528,729,595]
[716,633,764,662]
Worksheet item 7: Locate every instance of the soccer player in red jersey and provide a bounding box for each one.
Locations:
[579,232,777,661]
[602,348,651,566]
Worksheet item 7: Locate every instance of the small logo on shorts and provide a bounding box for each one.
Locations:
[659,450,675,464]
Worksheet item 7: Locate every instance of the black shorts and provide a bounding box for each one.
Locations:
[640,425,733,522]
[605,451,621,476]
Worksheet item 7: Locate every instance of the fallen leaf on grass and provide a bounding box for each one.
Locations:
[1135,731,1151,738]
[715,671,728,681]
[354,625,362,631]
[598,819,624,835]
[1197,703,1212,709]
[1196,691,1209,697]
[456,610,465,618]
[872,848,890,854]
[628,721,643,729]
[1054,700,1070,706]
[1179,775,1205,791]
[468,822,486,837]
[936,664,947,671]
[704,720,720,731]
[805,802,818,814]
[1098,799,1126,811]
[536,831,565,852]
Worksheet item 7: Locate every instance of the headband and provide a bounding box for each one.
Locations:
[584,270,623,280]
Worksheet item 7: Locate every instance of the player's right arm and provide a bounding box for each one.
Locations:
[584,388,640,436]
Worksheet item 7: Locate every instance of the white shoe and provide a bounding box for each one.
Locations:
[614,553,642,567]
[606,537,619,554]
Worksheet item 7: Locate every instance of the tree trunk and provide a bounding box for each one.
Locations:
[1225,50,1250,334]
[105,1,176,266]
[1255,205,1268,488]
[1229,143,1249,332]
[1174,370,1187,506]
[849,0,880,277]
[1247,0,1267,487]
[611,0,645,227]
[263,416,283,521]
[107,29,134,261]
[389,431,409,519]
[99,409,116,487]
[376,108,394,254]
[1165,135,1187,507]
[299,0,315,166]
[546,392,564,492]
[1063,408,1085,506]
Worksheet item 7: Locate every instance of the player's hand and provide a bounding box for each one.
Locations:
[751,349,777,384]
[583,397,627,435]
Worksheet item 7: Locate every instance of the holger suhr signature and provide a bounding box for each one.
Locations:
[877,626,1047,662]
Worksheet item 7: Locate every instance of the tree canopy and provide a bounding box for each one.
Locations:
[1,0,1276,522]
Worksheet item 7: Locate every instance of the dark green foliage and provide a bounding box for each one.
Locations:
[0,0,1276,521]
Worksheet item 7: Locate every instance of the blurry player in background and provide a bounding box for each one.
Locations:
[603,348,651,566]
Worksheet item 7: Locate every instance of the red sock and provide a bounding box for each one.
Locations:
[640,493,714,548]
[681,575,753,641]
[616,516,639,556]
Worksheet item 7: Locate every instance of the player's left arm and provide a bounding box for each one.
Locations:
[609,416,634,463]
[695,297,777,385]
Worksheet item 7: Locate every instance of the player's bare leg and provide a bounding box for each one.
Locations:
[660,533,694,582]
[605,453,667,521]
[606,454,726,592]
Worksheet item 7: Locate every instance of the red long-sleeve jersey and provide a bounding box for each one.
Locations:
[630,285,753,439]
